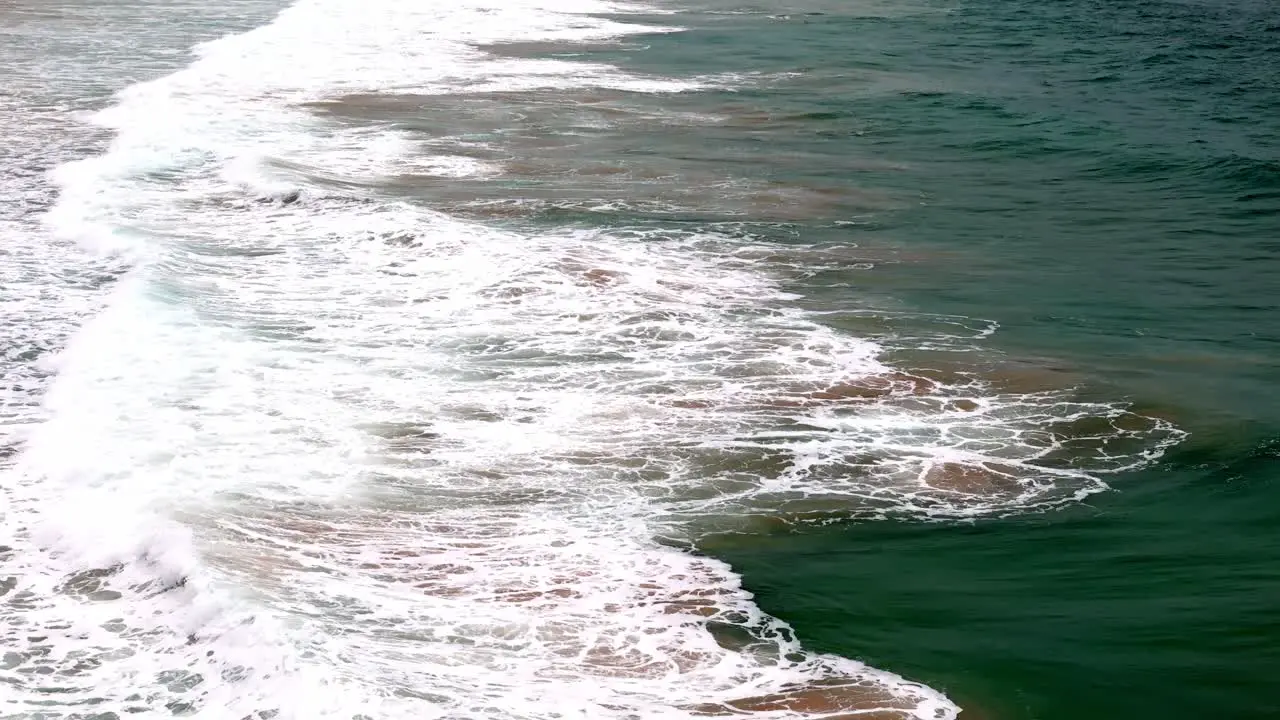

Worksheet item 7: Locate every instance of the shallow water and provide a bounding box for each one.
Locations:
[1,0,1276,718]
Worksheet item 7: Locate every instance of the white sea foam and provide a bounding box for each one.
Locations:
[1,0,1184,717]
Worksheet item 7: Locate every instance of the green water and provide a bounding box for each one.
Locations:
[5,0,1275,716]
[597,0,1280,717]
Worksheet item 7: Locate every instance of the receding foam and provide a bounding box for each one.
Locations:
[0,0,1185,718]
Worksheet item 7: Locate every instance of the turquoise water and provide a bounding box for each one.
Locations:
[610,1,1280,718]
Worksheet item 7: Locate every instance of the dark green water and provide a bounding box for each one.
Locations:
[601,0,1280,717]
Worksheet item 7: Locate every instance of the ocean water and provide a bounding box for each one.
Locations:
[0,1,1275,719]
